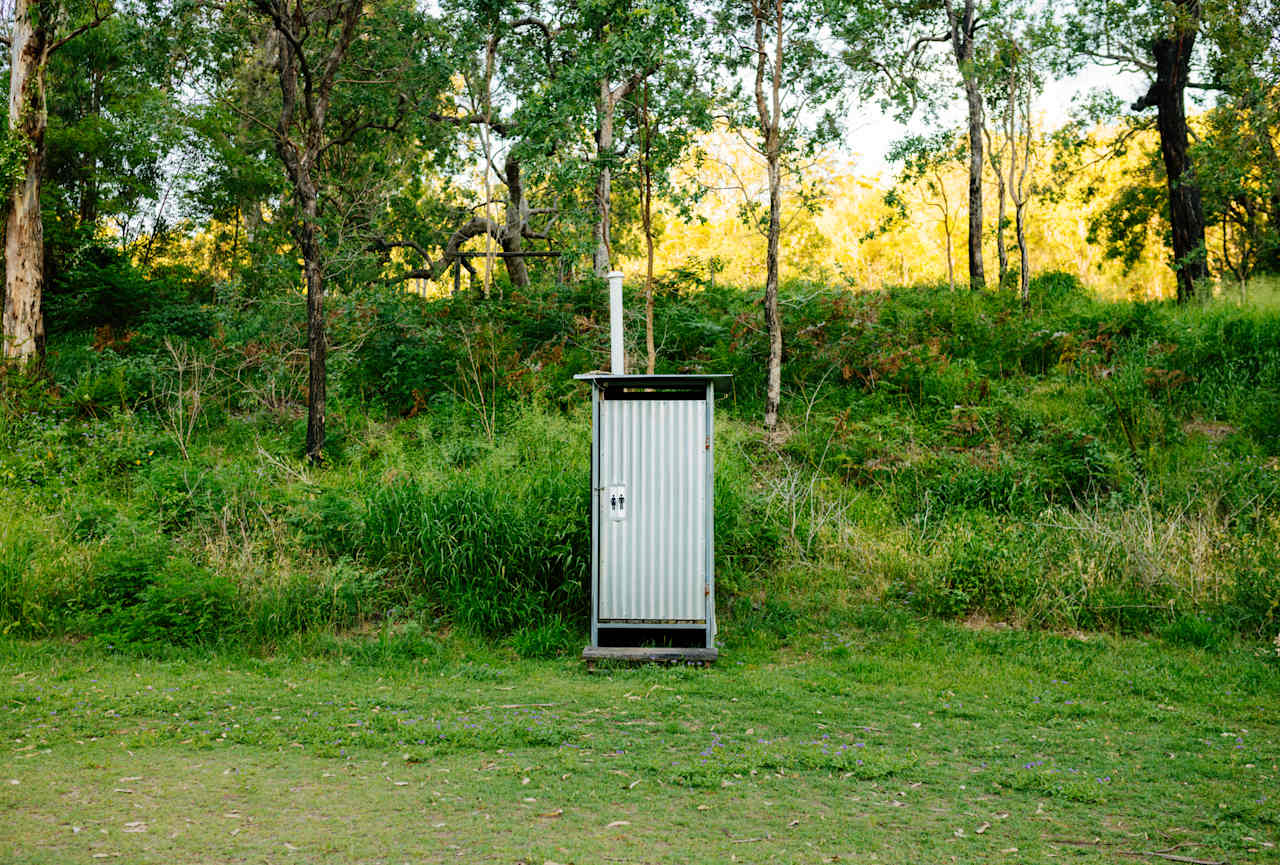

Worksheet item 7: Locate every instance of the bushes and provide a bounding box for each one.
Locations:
[361,463,589,636]
[899,520,1040,620]
[1224,533,1280,638]
[6,272,1280,652]
[45,242,212,337]
[111,561,238,648]
[88,528,171,609]
[245,561,387,644]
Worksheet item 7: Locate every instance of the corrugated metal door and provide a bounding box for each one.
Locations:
[597,397,706,622]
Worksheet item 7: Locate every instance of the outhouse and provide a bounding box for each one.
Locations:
[578,273,728,664]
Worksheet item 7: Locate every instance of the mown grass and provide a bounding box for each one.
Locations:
[2,621,1276,863]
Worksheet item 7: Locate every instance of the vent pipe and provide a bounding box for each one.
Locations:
[608,270,625,374]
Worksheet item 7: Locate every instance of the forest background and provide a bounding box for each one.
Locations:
[1,0,1279,654]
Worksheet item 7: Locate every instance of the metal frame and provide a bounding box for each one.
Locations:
[578,374,729,652]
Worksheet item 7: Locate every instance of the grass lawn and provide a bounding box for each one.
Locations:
[2,621,1277,864]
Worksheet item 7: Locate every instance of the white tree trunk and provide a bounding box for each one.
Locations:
[3,0,49,365]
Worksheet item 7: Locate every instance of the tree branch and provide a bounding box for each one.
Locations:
[48,0,113,55]
[903,31,950,57]
[427,111,511,137]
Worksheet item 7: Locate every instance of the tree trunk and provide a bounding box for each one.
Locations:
[243,201,264,244]
[3,0,50,366]
[943,220,955,291]
[1016,203,1029,308]
[256,0,363,464]
[752,0,784,435]
[1012,81,1032,310]
[78,68,103,226]
[503,158,530,288]
[1133,0,1207,303]
[294,182,327,465]
[934,169,955,291]
[593,78,615,277]
[947,0,985,290]
[764,150,782,433]
[963,78,986,290]
[986,127,1008,285]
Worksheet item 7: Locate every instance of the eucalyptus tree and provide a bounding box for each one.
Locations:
[980,10,1056,305]
[1197,0,1280,284]
[714,0,845,434]
[998,35,1036,307]
[882,130,967,290]
[557,0,704,278]
[625,54,712,372]
[42,13,178,232]
[841,0,1001,291]
[226,0,452,462]
[2,0,112,365]
[184,24,288,278]
[376,0,576,290]
[1065,0,1210,302]
[567,0,712,367]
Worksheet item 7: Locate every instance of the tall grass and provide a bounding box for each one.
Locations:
[355,408,590,636]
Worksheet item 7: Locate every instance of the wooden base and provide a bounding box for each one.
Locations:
[582,646,717,669]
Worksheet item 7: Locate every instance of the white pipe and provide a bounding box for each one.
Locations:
[608,270,625,374]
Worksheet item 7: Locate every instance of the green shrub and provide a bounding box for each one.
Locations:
[136,303,215,340]
[44,242,212,337]
[363,476,588,636]
[904,521,1039,619]
[69,501,120,541]
[1030,270,1092,311]
[725,597,799,645]
[1242,390,1280,448]
[291,489,364,556]
[713,433,783,594]
[88,528,170,609]
[358,411,590,636]
[117,560,238,647]
[1160,613,1232,650]
[142,462,229,530]
[56,348,160,416]
[1224,539,1280,637]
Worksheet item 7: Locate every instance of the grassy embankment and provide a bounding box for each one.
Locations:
[1,271,1279,651]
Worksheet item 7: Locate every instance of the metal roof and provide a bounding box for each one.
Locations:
[574,373,733,390]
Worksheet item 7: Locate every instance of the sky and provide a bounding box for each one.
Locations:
[844,64,1148,180]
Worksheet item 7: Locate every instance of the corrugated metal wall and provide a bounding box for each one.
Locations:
[597,398,707,622]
